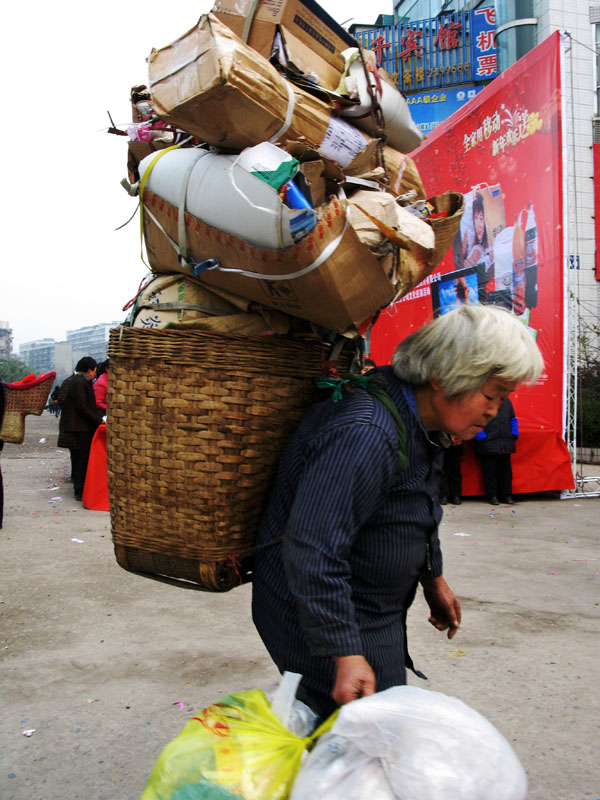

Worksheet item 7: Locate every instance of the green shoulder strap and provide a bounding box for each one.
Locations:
[314,372,408,475]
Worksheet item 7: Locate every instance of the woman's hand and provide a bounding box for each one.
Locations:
[332,655,376,706]
[422,575,462,639]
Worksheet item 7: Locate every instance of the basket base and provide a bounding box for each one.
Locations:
[113,543,252,592]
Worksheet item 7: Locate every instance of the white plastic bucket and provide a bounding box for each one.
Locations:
[340,48,424,153]
[138,147,316,250]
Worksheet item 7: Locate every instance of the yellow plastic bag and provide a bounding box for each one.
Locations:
[140,689,337,800]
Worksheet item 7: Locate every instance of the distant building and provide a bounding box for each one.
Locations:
[0,321,13,361]
[19,339,56,374]
[65,322,121,364]
[54,342,78,384]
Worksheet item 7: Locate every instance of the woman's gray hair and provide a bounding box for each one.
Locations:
[392,305,544,396]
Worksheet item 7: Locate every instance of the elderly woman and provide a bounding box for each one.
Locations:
[252,305,544,721]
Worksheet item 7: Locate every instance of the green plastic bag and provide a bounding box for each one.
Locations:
[140,690,337,800]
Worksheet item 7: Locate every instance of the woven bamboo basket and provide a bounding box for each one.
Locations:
[107,326,353,592]
[1,372,56,444]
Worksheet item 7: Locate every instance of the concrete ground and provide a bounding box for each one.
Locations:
[1,413,599,800]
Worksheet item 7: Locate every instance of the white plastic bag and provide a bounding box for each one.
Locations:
[291,686,528,800]
[270,672,319,738]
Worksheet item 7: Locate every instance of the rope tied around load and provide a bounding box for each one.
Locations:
[356,42,391,188]
[314,372,408,475]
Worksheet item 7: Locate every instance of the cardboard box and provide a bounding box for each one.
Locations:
[211,0,355,90]
[141,190,397,331]
[148,14,339,151]
[347,190,434,297]
[147,15,426,198]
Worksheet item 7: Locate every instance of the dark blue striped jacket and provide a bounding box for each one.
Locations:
[251,366,445,697]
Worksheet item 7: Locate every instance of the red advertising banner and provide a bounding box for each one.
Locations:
[369,32,574,494]
[594,143,600,280]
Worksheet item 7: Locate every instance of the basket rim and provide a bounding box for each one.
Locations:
[5,371,56,391]
[109,325,339,349]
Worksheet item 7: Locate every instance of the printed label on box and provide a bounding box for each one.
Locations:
[318,117,368,167]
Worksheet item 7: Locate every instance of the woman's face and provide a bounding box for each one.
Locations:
[430,376,517,439]
[473,209,486,244]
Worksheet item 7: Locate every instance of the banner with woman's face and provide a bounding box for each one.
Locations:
[369,32,573,493]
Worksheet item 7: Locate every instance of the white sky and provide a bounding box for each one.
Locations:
[2,0,383,351]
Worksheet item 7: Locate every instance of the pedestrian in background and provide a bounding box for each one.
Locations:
[93,359,109,413]
[61,357,103,501]
[57,374,77,482]
[360,358,376,375]
[474,396,519,505]
[440,435,464,505]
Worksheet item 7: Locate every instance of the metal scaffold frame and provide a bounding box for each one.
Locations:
[561,31,600,498]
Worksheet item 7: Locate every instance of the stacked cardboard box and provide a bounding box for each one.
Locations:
[121,7,463,333]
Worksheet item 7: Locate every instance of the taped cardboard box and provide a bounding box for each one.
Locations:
[347,191,434,297]
[147,14,426,199]
[142,190,396,331]
[211,0,355,91]
[346,190,464,298]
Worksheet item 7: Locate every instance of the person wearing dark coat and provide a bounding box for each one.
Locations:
[473,396,519,505]
[439,436,464,506]
[56,374,78,480]
[61,357,103,500]
[252,306,543,722]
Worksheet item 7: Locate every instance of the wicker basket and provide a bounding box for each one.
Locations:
[1,372,56,444]
[107,327,353,592]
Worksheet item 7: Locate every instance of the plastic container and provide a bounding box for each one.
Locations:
[233,142,299,190]
[492,225,515,295]
[340,48,424,153]
[524,203,538,308]
[283,180,312,210]
[512,214,526,315]
[138,147,316,249]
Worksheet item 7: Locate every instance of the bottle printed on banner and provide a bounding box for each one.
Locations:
[512,212,526,316]
[524,203,538,308]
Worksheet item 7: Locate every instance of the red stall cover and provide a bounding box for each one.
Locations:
[369,32,574,494]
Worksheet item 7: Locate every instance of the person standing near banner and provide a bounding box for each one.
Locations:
[474,396,519,505]
[252,305,543,721]
[93,359,110,413]
[440,435,464,505]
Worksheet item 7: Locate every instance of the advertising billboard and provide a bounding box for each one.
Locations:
[369,32,573,494]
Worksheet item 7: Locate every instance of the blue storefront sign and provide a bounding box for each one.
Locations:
[353,6,496,93]
[407,86,485,133]
[470,6,497,81]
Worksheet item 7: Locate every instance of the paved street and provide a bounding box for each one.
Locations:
[1,413,599,799]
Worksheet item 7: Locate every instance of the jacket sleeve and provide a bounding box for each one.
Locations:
[282,421,397,659]
[93,376,108,412]
[70,378,103,426]
[57,379,71,408]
